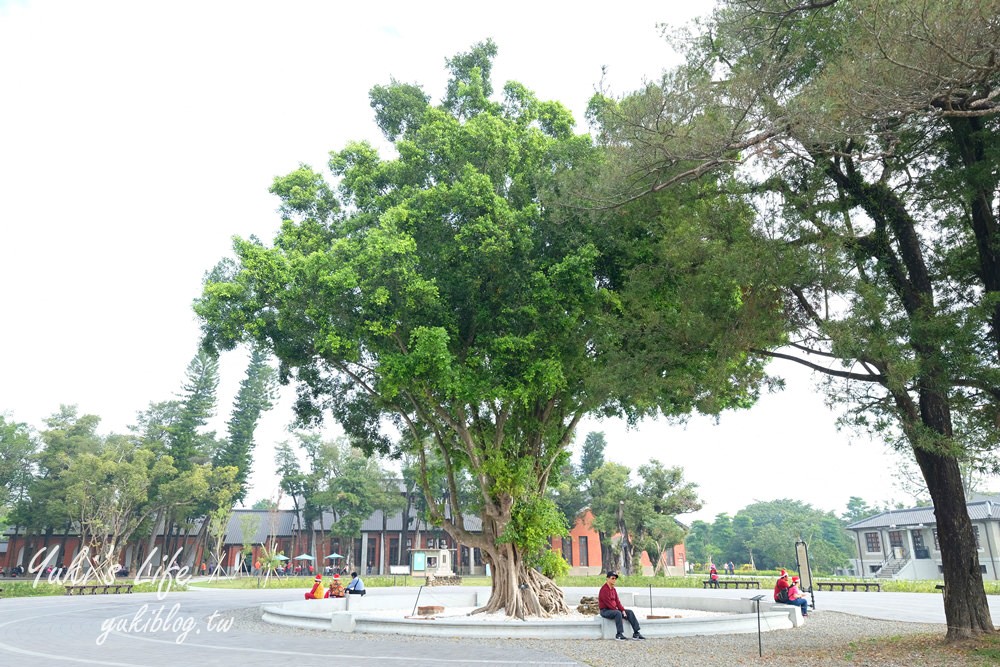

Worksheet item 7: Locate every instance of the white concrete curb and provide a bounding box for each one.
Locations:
[261,590,799,638]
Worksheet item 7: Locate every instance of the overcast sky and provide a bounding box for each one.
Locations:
[0,0,941,522]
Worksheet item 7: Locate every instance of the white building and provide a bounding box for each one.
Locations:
[845,496,1000,580]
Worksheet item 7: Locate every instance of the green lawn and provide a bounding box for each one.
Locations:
[8,571,989,597]
[188,572,1000,595]
[0,579,184,598]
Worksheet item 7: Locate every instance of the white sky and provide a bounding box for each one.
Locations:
[0,0,932,522]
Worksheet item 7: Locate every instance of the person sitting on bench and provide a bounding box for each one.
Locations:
[598,571,644,640]
[346,571,366,595]
[787,576,809,617]
[327,573,345,598]
[304,575,325,600]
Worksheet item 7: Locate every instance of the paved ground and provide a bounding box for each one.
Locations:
[0,584,996,667]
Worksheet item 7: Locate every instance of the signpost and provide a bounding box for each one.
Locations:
[749,594,766,657]
[795,539,816,611]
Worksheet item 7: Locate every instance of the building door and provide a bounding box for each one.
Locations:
[888,530,905,558]
[911,530,929,559]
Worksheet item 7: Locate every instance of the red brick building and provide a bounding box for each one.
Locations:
[551,509,687,576]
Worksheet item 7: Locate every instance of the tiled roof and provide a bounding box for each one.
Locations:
[224,509,296,544]
[3,506,482,544]
[846,497,1000,530]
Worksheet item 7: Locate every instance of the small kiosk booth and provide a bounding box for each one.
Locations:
[410,548,461,586]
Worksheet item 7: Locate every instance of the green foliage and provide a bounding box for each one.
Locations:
[0,580,186,598]
[584,458,700,575]
[194,41,616,588]
[579,431,606,478]
[502,496,568,557]
[0,415,36,513]
[534,550,570,580]
[168,350,219,471]
[594,0,1000,634]
[685,499,854,573]
[215,346,277,502]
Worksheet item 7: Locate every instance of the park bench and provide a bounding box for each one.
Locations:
[815,581,881,592]
[64,583,134,595]
[702,579,761,589]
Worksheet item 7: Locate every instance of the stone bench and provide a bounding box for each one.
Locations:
[815,581,881,592]
[703,579,761,589]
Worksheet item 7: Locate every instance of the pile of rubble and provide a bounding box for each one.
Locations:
[576,595,600,615]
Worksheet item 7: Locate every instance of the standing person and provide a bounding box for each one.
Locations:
[727,561,735,576]
[304,574,324,600]
[346,571,366,595]
[787,576,810,617]
[598,571,645,640]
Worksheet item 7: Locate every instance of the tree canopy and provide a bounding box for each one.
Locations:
[589,0,1000,638]
[195,37,773,615]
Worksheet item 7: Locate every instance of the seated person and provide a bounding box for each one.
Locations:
[327,573,345,598]
[787,575,809,617]
[709,564,719,588]
[304,574,324,600]
[773,569,790,602]
[346,571,366,595]
[598,571,644,640]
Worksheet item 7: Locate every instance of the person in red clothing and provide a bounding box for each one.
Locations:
[787,575,809,617]
[773,569,790,602]
[598,571,644,640]
[304,574,325,600]
[327,573,345,598]
[709,564,719,588]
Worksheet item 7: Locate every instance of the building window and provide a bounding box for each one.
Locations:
[666,548,675,567]
[561,538,573,566]
[865,532,881,553]
[578,536,589,567]
[389,537,399,566]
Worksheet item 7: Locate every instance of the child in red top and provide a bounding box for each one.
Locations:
[782,573,809,617]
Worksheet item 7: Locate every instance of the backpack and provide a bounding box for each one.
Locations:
[776,587,790,603]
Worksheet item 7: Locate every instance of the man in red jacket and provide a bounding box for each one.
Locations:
[598,571,644,640]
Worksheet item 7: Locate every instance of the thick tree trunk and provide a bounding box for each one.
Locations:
[914,446,994,639]
[473,542,569,618]
[598,530,612,573]
[398,493,412,566]
[183,520,210,568]
[470,519,568,618]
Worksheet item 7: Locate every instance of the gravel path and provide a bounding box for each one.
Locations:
[232,606,949,666]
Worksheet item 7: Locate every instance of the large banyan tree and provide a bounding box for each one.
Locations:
[196,41,771,616]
